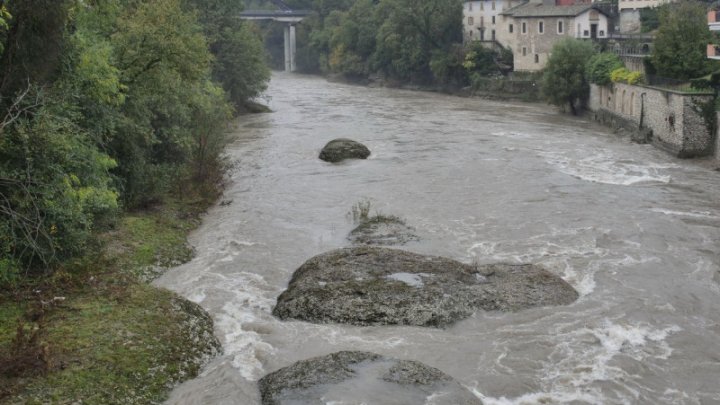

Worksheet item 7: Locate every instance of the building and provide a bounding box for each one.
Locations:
[498,1,610,71]
[708,10,720,60]
[464,1,523,43]
[617,0,676,33]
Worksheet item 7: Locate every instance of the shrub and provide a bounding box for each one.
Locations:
[586,53,624,85]
[611,68,645,85]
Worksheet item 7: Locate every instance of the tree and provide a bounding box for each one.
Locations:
[0,0,69,102]
[651,0,712,80]
[187,0,270,109]
[374,0,463,83]
[327,0,379,77]
[541,38,595,115]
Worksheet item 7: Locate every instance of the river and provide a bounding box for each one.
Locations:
[155,73,720,404]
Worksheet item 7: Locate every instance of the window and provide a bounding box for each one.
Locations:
[468,17,474,25]
[534,54,539,63]
[583,30,589,36]
[468,2,473,11]
[492,16,496,24]
[558,20,563,34]
[492,1,495,10]
[522,47,527,56]
[480,1,483,10]
[509,24,514,33]
[522,22,527,34]
[539,21,544,33]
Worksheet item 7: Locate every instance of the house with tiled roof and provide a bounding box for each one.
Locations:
[496,0,610,71]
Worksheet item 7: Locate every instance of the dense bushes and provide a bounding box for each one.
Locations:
[610,67,645,85]
[0,0,268,284]
[586,53,624,86]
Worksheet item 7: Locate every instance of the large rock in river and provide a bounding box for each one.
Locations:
[273,247,578,327]
[319,138,371,162]
[258,351,482,405]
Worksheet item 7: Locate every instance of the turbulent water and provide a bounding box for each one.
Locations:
[155,73,720,405]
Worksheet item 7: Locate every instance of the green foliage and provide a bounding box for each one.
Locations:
[462,42,510,79]
[611,68,645,85]
[188,0,270,109]
[586,52,624,86]
[639,4,663,33]
[0,0,267,282]
[610,67,628,82]
[374,0,464,84]
[0,98,119,273]
[430,45,467,86]
[690,77,712,90]
[0,0,69,99]
[326,0,379,77]
[0,5,11,54]
[651,0,712,80]
[287,0,464,84]
[541,38,596,115]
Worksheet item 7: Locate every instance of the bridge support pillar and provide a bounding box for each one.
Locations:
[283,24,297,72]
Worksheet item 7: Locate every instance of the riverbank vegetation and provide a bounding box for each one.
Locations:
[258,0,512,89]
[0,0,268,401]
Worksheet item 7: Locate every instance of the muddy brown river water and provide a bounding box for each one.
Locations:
[156,73,720,404]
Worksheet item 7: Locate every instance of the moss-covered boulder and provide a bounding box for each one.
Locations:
[273,247,578,328]
[319,138,370,163]
[258,351,482,405]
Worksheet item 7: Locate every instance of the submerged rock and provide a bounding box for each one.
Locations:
[258,351,482,405]
[348,215,419,246]
[319,138,371,163]
[273,247,578,327]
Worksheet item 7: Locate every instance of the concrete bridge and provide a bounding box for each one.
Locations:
[239,8,311,72]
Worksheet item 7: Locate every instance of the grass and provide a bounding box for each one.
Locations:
[347,200,403,225]
[0,196,220,404]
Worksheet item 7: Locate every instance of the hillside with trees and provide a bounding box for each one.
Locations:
[0,0,268,401]
[256,0,510,87]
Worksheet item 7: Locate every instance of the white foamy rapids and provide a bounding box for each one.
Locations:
[650,208,719,219]
[541,151,675,185]
[465,226,663,297]
[466,227,605,296]
[212,272,277,380]
[474,320,682,405]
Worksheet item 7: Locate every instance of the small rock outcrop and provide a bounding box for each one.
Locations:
[258,351,482,405]
[319,138,370,163]
[348,215,419,246]
[273,247,578,328]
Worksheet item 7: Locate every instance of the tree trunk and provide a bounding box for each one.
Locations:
[568,98,577,115]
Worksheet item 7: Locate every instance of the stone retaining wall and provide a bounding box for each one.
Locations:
[589,83,715,158]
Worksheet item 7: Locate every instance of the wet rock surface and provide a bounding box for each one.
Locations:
[273,247,579,327]
[319,138,371,162]
[348,215,419,246]
[258,351,482,405]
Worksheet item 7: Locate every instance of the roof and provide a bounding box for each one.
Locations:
[500,3,607,18]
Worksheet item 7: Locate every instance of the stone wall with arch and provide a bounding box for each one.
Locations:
[589,83,716,158]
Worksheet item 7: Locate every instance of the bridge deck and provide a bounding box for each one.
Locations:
[239,10,312,17]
